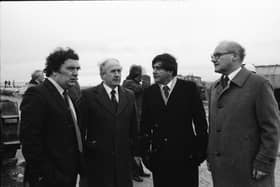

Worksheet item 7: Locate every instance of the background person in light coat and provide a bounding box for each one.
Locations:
[207,40,280,187]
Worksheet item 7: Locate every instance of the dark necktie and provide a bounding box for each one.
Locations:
[63,90,70,107]
[163,85,170,98]
[221,75,229,88]
[111,89,118,112]
[63,90,83,152]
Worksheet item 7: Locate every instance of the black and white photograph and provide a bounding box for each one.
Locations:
[1,0,280,186]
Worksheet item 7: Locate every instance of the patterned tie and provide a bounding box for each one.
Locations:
[221,75,229,88]
[163,85,170,98]
[111,89,118,112]
[63,90,83,152]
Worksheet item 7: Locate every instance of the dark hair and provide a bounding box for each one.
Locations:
[126,65,142,80]
[44,47,79,77]
[152,53,177,76]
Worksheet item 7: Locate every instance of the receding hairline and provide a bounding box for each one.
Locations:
[99,58,121,74]
[218,40,244,53]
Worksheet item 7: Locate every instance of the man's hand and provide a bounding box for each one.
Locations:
[252,168,268,180]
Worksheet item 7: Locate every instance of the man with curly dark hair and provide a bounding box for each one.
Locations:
[20,47,83,187]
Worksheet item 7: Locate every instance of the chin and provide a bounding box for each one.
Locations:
[214,68,221,74]
[68,82,76,87]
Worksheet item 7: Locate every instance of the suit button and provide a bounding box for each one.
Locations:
[215,152,221,157]
[216,129,221,133]
[163,138,168,142]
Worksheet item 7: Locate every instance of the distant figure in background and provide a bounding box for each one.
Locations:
[141,74,151,89]
[122,65,151,182]
[20,47,84,187]
[141,53,208,187]
[243,63,256,73]
[27,70,45,89]
[4,80,8,88]
[208,40,280,187]
[12,80,16,88]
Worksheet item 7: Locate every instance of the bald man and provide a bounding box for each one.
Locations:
[78,58,138,187]
[207,41,280,187]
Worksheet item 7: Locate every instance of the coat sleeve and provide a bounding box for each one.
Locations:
[127,90,139,156]
[190,82,209,164]
[20,87,50,179]
[254,80,280,173]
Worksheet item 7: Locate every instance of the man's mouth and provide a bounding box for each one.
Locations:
[70,78,78,82]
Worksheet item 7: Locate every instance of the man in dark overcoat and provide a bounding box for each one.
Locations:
[78,58,138,187]
[140,53,208,187]
[208,40,280,187]
[20,47,84,187]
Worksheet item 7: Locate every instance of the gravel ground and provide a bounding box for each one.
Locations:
[1,152,280,187]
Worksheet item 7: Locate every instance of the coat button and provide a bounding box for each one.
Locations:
[215,152,221,157]
[216,129,221,133]
[163,138,168,142]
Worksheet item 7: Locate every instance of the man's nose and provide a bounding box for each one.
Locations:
[153,68,158,74]
[72,69,79,76]
[114,72,121,76]
[211,58,217,63]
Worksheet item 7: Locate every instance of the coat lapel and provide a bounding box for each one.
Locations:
[153,84,166,108]
[44,79,68,110]
[95,84,116,115]
[215,68,251,101]
[117,86,128,115]
[165,79,180,106]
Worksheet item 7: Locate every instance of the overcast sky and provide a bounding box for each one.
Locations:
[1,0,280,86]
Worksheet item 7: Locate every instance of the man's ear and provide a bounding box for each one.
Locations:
[168,70,174,77]
[231,54,239,62]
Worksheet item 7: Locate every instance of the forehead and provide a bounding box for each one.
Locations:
[63,59,80,67]
[214,43,230,53]
[153,61,163,67]
[104,60,122,71]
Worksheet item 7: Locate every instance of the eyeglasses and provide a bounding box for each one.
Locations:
[211,52,235,60]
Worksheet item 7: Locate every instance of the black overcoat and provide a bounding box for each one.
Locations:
[78,84,137,187]
[20,79,82,186]
[141,79,208,186]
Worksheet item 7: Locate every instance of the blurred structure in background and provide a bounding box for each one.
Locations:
[255,64,280,110]
[177,74,207,100]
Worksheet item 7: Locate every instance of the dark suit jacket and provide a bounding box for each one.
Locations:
[141,78,208,164]
[20,79,82,186]
[78,84,137,187]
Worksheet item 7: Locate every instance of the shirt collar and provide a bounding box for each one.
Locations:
[103,82,119,96]
[228,67,242,81]
[160,77,177,90]
[47,77,65,96]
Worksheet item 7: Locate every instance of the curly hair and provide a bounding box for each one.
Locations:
[44,47,79,77]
